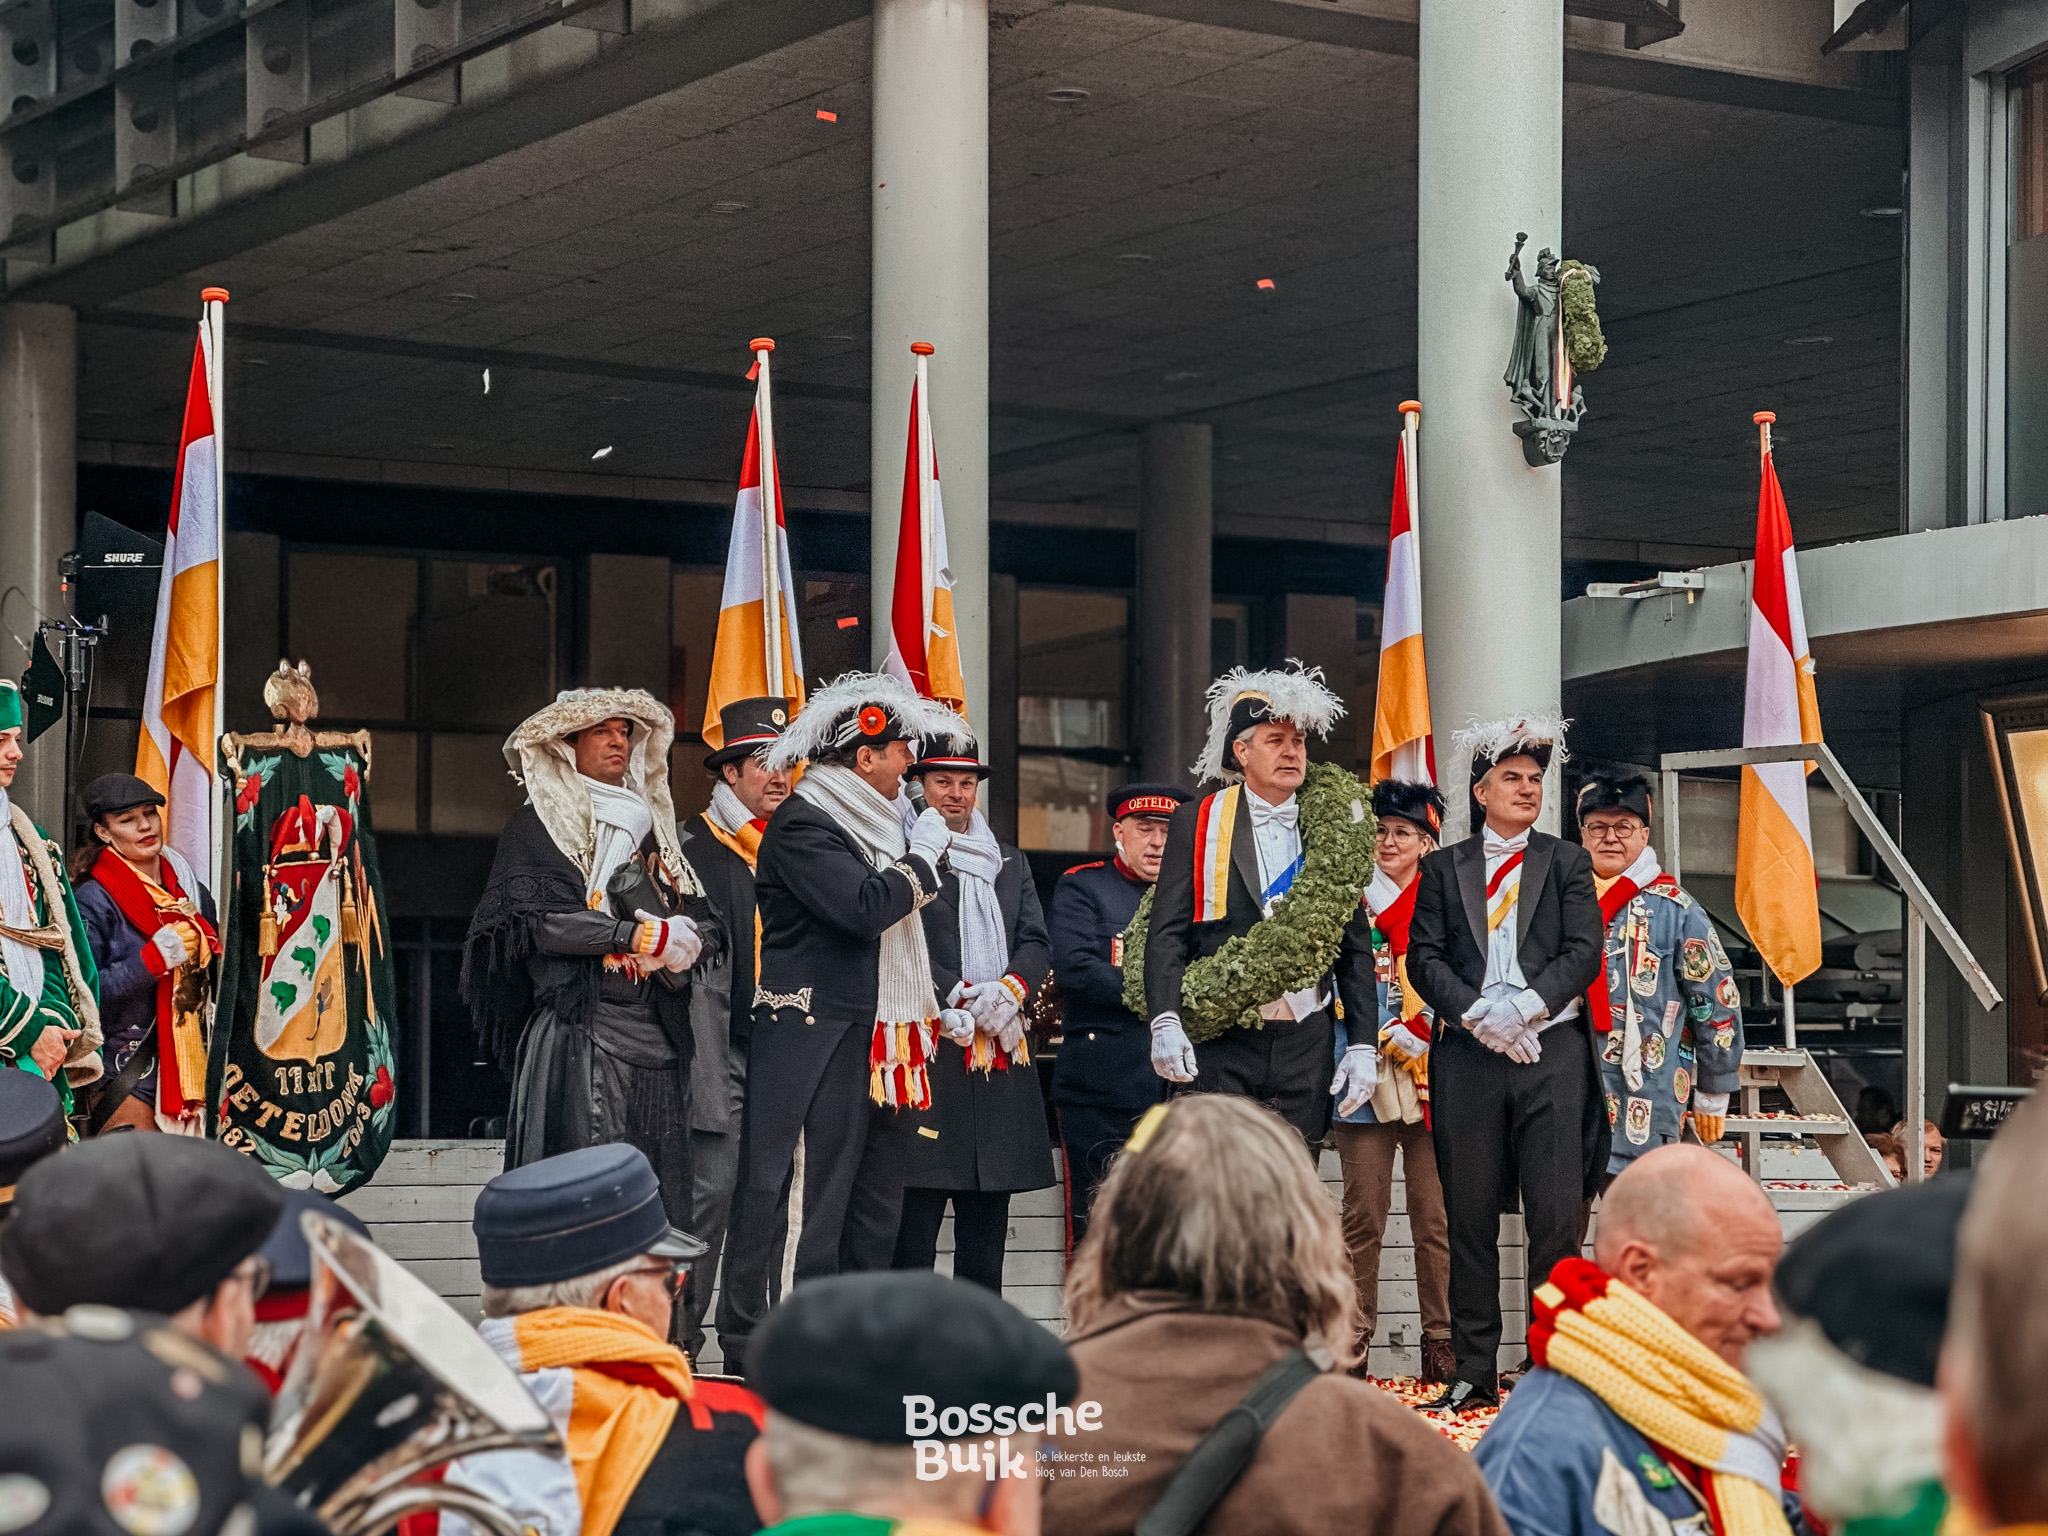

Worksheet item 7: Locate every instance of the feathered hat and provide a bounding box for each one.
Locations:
[1443,712,1569,843]
[502,687,688,882]
[763,671,970,772]
[1193,663,1345,784]
[1575,771,1652,827]
[1372,780,1446,839]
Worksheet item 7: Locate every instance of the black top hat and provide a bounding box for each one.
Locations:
[79,772,165,822]
[1575,772,1653,827]
[474,1143,707,1288]
[1372,780,1446,838]
[704,697,791,771]
[907,735,991,779]
[1108,782,1190,822]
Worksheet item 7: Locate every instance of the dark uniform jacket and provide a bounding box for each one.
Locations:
[1143,789,1377,1035]
[1047,859,1161,1111]
[679,813,754,1138]
[905,843,1056,1193]
[1405,829,1609,1191]
[75,876,216,1110]
[746,794,940,1178]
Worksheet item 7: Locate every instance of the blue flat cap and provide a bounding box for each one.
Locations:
[474,1144,706,1288]
[260,1188,372,1290]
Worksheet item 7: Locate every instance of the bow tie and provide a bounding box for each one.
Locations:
[1483,827,1529,859]
[1247,795,1298,830]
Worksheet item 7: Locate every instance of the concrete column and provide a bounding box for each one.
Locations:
[1136,422,1212,787]
[986,571,1018,841]
[870,0,989,726]
[1416,0,1563,840]
[1282,593,1358,769]
[0,302,75,834]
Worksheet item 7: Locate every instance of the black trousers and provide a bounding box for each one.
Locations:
[893,1187,1012,1291]
[716,1023,910,1373]
[1430,1019,1590,1386]
[679,1125,739,1361]
[1176,1009,1334,1148]
[1054,1099,1150,1253]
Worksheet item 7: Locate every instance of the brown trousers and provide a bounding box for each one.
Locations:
[1334,1117,1451,1349]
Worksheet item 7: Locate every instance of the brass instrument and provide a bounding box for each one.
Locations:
[265,1211,563,1536]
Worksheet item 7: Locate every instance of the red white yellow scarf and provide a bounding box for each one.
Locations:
[89,847,215,1119]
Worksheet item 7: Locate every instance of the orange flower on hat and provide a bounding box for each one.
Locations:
[858,705,888,736]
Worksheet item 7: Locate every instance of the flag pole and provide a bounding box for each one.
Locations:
[202,286,230,903]
[1752,408,1798,1051]
[1755,408,1774,466]
[911,343,936,677]
[1398,398,1421,579]
[752,338,782,699]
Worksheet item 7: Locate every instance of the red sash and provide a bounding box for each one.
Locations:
[1585,873,1682,1033]
[90,847,217,1115]
[1371,875,1419,957]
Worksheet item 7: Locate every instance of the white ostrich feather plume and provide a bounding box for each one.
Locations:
[763,670,971,771]
[1193,663,1345,784]
[1441,711,1569,843]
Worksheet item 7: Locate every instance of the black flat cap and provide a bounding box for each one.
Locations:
[258,1190,372,1291]
[0,1069,67,1199]
[750,1271,1077,1444]
[0,1305,275,1536]
[1108,782,1189,822]
[0,1137,286,1318]
[1773,1173,1972,1387]
[474,1143,706,1288]
[79,772,165,821]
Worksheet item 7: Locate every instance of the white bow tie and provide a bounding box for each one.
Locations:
[1483,827,1529,859]
[1247,795,1298,830]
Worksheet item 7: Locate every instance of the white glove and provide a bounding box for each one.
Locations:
[1467,996,1524,1055]
[1510,987,1550,1027]
[1692,1091,1730,1116]
[1382,1022,1430,1062]
[996,1009,1026,1055]
[938,1008,978,1046]
[150,925,192,968]
[1330,1044,1378,1116]
[907,808,951,871]
[958,979,1007,1023]
[634,910,702,972]
[1150,1013,1198,1083]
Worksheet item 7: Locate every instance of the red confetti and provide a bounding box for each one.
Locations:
[837,615,860,629]
[816,109,838,122]
[1256,277,1276,290]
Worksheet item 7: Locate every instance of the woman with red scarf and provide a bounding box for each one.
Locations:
[71,773,217,1134]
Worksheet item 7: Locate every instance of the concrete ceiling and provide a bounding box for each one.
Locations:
[73,1,1904,558]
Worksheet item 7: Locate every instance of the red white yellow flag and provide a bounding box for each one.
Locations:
[884,345,966,713]
[136,301,222,880]
[703,340,805,748]
[1370,403,1434,785]
[1735,418,1823,986]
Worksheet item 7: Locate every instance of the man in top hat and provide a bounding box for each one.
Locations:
[437,1143,761,1536]
[1333,779,1454,1384]
[462,688,719,1251]
[0,679,102,1119]
[1143,665,1377,1147]
[1574,772,1740,1181]
[717,673,971,1376]
[0,1068,66,1327]
[1406,717,1605,1412]
[1046,781,1187,1250]
[743,1270,1077,1536]
[892,735,1054,1294]
[679,695,795,1363]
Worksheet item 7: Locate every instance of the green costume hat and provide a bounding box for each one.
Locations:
[0,679,21,733]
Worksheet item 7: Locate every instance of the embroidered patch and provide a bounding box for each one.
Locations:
[1110,935,1124,966]
[1715,975,1741,1009]
[1677,1040,1696,1063]
[1688,993,1714,1021]
[1630,949,1660,997]
[1637,1453,1677,1490]
[1680,937,1713,982]
[1705,929,1730,972]
[1674,1067,1692,1104]
[1602,1031,1624,1065]
[101,1446,199,1536]
[1661,1000,1681,1037]
[1625,1096,1653,1145]
[1606,1091,1620,1127]
[1666,887,1694,910]
[754,986,814,1013]
[1713,1023,1736,1050]
[1644,1034,1666,1073]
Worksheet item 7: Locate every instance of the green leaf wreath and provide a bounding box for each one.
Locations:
[1120,760,1376,1045]
[1560,259,1606,373]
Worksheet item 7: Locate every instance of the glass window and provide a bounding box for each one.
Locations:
[1017,590,1127,853]
[285,553,415,722]
[422,561,558,732]
[430,732,526,836]
[2009,56,2048,517]
[369,731,419,835]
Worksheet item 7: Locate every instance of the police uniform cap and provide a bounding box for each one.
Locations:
[79,773,166,822]
[1,1136,285,1319]
[1772,1173,1970,1388]
[0,1305,294,1536]
[749,1271,1077,1444]
[1108,782,1189,822]
[0,1069,66,1200]
[258,1190,372,1292]
[473,1143,706,1288]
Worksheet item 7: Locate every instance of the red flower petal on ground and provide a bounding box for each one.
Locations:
[369,1065,394,1108]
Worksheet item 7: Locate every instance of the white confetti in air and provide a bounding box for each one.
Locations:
[591,446,614,460]
[482,368,491,394]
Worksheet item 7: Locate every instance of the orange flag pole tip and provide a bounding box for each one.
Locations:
[1397,399,1420,418]
[200,286,229,303]
[910,341,935,356]
[750,337,775,353]
[1752,410,1776,424]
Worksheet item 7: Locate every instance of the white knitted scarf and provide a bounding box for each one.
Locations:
[707,780,755,837]
[948,811,1009,986]
[793,763,940,1106]
[578,773,655,907]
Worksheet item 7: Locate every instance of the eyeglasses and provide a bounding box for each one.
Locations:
[232,1255,274,1303]
[623,1258,690,1293]
[1579,822,1640,842]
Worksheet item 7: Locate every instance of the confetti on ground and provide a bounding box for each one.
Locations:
[591,445,614,460]
[1256,277,1275,290]
[1370,1376,1498,1451]
[816,109,838,122]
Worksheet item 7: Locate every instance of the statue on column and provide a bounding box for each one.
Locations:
[1504,233,1604,466]
[211,661,397,1194]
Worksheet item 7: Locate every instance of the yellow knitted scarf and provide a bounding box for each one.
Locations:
[1531,1259,1791,1536]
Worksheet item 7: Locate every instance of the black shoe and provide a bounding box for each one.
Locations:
[1501,1354,1535,1383]
[1422,1378,1500,1414]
